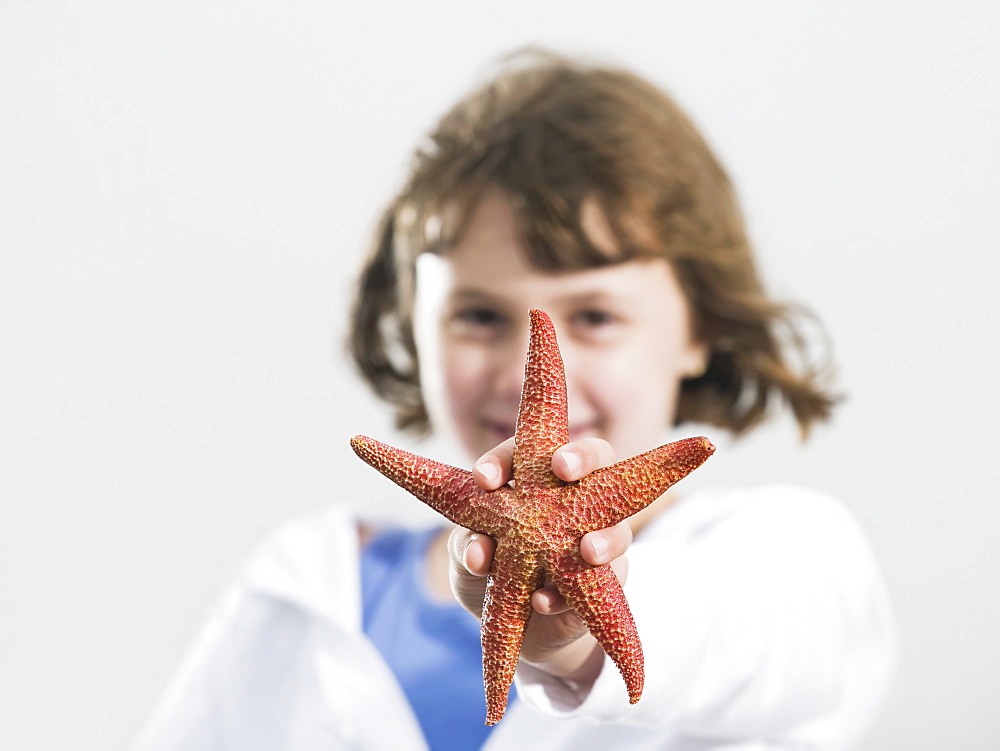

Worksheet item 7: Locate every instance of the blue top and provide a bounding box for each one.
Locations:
[360,526,516,749]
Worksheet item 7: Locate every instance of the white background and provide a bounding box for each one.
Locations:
[1,1,997,749]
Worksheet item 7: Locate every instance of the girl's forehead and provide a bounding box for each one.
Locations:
[416,248,680,310]
[434,188,643,269]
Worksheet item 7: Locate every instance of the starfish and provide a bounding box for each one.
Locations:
[351,309,714,724]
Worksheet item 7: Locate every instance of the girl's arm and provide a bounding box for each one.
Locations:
[447,439,895,743]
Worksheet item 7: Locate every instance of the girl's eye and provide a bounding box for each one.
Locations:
[569,308,624,343]
[457,307,504,326]
[573,309,615,327]
[450,306,509,339]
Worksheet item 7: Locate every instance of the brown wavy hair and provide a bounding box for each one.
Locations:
[350,50,838,438]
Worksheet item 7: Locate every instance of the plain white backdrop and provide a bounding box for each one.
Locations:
[1,1,997,749]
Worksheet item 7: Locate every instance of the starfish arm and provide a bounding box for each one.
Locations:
[546,550,644,704]
[350,435,505,534]
[480,539,545,725]
[513,309,569,488]
[565,436,716,534]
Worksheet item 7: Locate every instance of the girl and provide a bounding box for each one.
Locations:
[138,51,894,750]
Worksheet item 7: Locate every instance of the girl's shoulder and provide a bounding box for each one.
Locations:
[631,484,893,634]
[239,505,440,625]
[234,504,368,628]
[658,484,858,532]
[641,484,878,571]
[251,504,412,566]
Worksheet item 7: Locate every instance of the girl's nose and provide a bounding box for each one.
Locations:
[493,327,531,401]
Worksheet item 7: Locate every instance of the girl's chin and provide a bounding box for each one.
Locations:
[568,425,602,443]
[477,427,515,454]
[449,427,510,462]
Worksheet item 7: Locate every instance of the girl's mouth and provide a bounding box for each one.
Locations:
[480,418,515,443]
[479,417,600,444]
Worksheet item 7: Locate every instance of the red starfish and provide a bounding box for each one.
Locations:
[351,309,714,724]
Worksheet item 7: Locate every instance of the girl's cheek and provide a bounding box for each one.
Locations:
[570,354,628,431]
[577,345,679,452]
[441,347,486,409]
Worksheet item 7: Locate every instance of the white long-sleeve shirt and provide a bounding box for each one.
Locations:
[135,485,895,750]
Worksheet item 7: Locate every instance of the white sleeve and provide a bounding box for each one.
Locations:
[133,506,427,751]
[513,487,895,743]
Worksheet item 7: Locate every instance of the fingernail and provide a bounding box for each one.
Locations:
[463,534,478,570]
[475,460,500,487]
[560,450,581,478]
[588,533,609,563]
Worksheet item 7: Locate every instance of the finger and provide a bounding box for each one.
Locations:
[446,526,492,620]
[579,521,633,566]
[530,584,572,615]
[551,437,616,482]
[447,525,496,577]
[464,534,496,576]
[472,437,516,490]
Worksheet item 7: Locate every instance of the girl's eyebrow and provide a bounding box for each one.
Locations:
[448,287,506,304]
[556,289,631,308]
[447,287,632,310]
[560,289,615,304]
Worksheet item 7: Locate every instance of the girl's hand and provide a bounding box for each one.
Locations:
[447,437,632,689]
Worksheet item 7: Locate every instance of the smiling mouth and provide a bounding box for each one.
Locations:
[480,418,599,444]
[481,419,515,443]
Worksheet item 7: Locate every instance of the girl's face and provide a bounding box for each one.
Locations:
[414,191,707,463]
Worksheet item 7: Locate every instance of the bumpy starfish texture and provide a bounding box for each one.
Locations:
[351,309,714,724]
